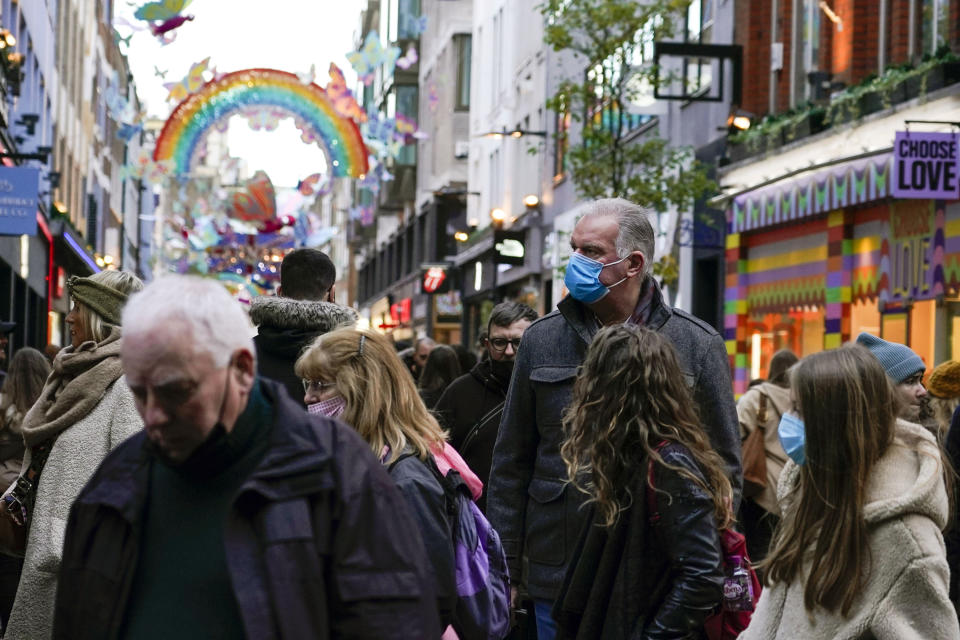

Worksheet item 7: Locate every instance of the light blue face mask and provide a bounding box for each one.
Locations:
[777,412,806,466]
[563,252,629,304]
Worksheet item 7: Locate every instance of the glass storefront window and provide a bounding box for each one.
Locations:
[748,306,825,380]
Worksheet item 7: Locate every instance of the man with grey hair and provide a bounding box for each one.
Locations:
[52,275,441,639]
[487,198,741,639]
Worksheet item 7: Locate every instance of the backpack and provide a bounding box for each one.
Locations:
[646,443,761,640]
[390,452,511,640]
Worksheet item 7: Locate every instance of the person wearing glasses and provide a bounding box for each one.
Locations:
[434,302,538,513]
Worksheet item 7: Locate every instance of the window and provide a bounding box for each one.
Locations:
[493,8,504,98]
[684,0,714,94]
[585,27,653,140]
[455,34,471,110]
[793,0,821,105]
[921,0,949,56]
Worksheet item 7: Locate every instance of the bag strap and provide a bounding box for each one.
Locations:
[386,451,419,473]
[460,401,505,455]
[757,392,768,427]
[4,435,58,527]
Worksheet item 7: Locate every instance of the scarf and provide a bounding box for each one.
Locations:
[20,328,125,447]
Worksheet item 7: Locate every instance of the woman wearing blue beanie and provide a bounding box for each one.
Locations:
[855,332,928,422]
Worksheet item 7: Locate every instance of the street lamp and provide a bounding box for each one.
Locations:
[523,194,540,208]
[490,208,508,229]
[479,128,549,139]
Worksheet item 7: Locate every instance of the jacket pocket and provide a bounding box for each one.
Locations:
[529,366,578,429]
[524,477,567,566]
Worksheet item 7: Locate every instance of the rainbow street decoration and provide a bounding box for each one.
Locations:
[154,68,369,178]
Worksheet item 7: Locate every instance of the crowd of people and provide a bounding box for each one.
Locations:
[0,198,952,638]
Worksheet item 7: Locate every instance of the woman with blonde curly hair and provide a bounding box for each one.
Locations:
[296,327,460,633]
[554,324,731,639]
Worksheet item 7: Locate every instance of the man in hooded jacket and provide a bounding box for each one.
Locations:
[434,302,538,513]
[251,249,357,405]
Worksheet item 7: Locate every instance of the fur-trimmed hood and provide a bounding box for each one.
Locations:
[250,296,358,333]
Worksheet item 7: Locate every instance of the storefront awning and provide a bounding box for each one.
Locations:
[726,152,892,234]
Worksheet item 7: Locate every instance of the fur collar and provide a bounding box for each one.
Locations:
[250,296,358,333]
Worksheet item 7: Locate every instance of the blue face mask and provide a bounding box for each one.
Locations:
[564,252,629,304]
[777,412,806,466]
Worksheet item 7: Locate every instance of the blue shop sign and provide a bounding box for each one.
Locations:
[0,166,38,236]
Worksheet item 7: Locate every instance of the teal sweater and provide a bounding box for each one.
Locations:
[121,381,273,639]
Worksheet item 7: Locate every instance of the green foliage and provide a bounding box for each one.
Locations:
[539,0,714,214]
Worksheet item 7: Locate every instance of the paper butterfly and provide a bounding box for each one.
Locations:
[116,121,143,142]
[163,57,210,103]
[134,0,192,22]
[404,14,428,37]
[347,31,400,85]
[230,171,276,222]
[396,46,418,70]
[297,64,317,85]
[325,63,367,123]
[243,107,285,132]
[297,173,323,196]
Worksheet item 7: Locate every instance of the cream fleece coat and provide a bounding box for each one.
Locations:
[741,420,960,640]
[3,378,142,639]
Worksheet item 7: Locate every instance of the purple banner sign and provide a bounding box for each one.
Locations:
[893,131,960,200]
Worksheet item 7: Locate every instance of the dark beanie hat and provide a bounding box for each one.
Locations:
[855,332,925,384]
[67,276,129,326]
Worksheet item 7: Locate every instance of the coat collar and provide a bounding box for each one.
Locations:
[557,277,672,344]
[78,380,335,522]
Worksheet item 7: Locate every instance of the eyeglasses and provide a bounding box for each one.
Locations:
[302,379,337,394]
[488,337,522,352]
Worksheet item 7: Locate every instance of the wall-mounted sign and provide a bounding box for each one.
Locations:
[390,298,412,324]
[494,229,526,266]
[893,131,959,200]
[421,263,451,294]
[0,166,39,236]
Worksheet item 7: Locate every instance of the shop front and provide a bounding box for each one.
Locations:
[724,152,960,396]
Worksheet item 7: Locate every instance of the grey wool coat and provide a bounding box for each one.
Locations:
[485,281,742,601]
[741,420,960,640]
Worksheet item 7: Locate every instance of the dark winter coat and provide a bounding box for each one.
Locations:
[434,359,510,513]
[52,380,441,640]
[486,280,742,601]
[387,452,458,628]
[554,443,724,640]
[945,404,960,604]
[251,297,358,406]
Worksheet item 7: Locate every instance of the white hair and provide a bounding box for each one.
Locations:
[581,197,656,277]
[122,275,255,367]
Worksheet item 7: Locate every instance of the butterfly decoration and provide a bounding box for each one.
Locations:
[395,114,427,143]
[134,0,195,40]
[242,107,285,132]
[396,46,418,70]
[294,118,320,145]
[113,30,134,48]
[297,64,317,85]
[347,31,400,85]
[163,57,211,103]
[230,171,276,222]
[297,173,325,196]
[116,121,143,142]
[325,63,367,123]
[428,81,441,113]
[404,14,428,37]
[153,65,168,79]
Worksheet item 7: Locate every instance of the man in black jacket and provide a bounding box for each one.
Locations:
[486,198,742,639]
[251,248,357,406]
[53,275,440,639]
[435,301,537,512]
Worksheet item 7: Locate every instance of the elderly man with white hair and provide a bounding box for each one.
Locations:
[51,275,441,639]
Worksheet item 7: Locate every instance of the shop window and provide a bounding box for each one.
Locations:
[921,0,949,56]
[946,301,960,361]
[748,306,825,380]
[882,312,908,346]
[850,298,881,340]
[909,299,936,372]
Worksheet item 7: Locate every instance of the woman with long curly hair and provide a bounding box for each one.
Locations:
[741,345,959,638]
[554,324,731,639]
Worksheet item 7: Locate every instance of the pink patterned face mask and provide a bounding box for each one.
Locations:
[308,395,346,418]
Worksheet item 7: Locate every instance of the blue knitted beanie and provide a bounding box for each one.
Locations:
[855,332,925,384]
